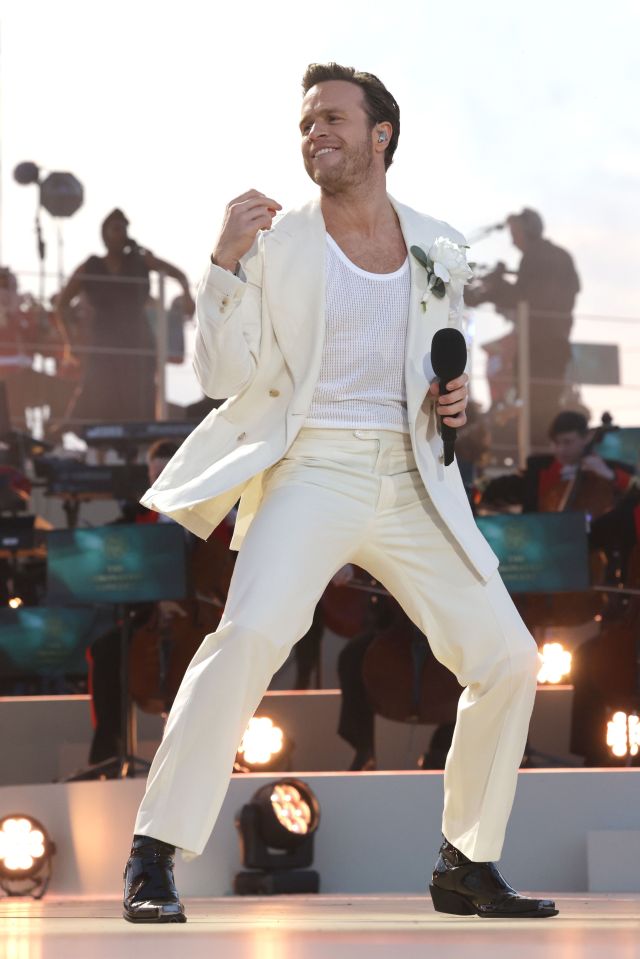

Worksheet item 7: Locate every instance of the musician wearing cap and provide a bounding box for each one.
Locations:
[465,208,580,448]
[123,62,556,922]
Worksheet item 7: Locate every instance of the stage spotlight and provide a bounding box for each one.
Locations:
[8,597,24,609]
[234,716,292,772]
[606,711,640,760]
[234,778,321,895]
[0,815,56,898]
[537,642,572,684]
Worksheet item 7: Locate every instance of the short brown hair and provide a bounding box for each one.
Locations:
[549,411,588,439]
[301,62,400,170]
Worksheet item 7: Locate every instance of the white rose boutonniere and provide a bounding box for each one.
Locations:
[410,237,473,311]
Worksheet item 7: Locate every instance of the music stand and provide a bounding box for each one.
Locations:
[0,605,110,684]
[595,427,640,471]
[476,512,591,767]
[46,523,188,780]
[35,456,149,529]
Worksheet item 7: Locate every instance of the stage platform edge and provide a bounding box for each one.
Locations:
[0,769,639,897]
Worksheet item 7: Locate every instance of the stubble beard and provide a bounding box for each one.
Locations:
[305,135,375,196]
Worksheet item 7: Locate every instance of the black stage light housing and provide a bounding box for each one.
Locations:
[0,815,56,899]
[234,779,321,895]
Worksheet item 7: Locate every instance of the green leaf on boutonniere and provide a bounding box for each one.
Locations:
[410,245,430,269]
[432,278,446,299]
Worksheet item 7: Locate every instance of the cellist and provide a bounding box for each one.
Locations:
[480,411,632,515]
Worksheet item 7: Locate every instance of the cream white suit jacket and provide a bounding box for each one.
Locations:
[140,195,499,582]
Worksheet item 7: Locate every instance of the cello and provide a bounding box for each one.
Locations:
[327,572,462,726]
[128,528,236,714]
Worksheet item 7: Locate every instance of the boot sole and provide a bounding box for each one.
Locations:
[123,909,187,924]
[429,884,558,919]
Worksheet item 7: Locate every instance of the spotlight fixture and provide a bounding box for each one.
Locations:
[234,716,292,773]
[234,779,320,894]
[606,711,640,761]
[537,642,572,685]
[7,597,24,609]
[0,815,56,898]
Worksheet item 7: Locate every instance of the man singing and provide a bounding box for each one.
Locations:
[123,63,557,922]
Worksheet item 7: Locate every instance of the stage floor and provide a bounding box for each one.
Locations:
[1,895,639,958]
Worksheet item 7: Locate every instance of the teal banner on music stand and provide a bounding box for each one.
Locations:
[476,512,590,593]
[46,523,187,605]
[595,428,640,470]
[0,607,112,677]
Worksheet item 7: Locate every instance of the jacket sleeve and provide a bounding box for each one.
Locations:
[192,237,263,400]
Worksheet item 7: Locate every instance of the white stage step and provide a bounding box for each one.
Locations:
[0,685,579,786]
[1,769,638,896]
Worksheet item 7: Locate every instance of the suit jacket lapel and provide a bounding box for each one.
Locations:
[263,199,326,387]
[390,196,450,425]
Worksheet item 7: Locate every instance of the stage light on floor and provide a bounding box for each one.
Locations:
[7,596,23,609]
[234,778,321,894]
[606,711,640,760]
[234,716,292,772]
[537,642,571,684]
[0,815,56,898]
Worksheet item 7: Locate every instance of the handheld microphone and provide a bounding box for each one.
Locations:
[430,327,468,466]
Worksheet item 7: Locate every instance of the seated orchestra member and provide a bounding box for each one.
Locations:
[570,480,640,766]
[86,440,193,765]
[480,411,632,513]
[480,412,637,767]
[334,563,397,771]
[335,563,462,772]
[0,467,53,606]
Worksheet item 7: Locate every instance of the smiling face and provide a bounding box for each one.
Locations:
[300,80,382,194]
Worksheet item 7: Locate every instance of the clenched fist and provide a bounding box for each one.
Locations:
[211,189,282,273]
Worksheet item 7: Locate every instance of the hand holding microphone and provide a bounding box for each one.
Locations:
[428,327,469,466]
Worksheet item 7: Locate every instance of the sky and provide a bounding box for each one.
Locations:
[1,0,639,420]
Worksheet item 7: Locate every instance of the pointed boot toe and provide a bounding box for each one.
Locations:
[123,835,187,924]
[429,838,559,919]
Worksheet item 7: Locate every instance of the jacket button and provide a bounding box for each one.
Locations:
[268,389,280,397]
[237,432,246,441]
[221,296,229,308]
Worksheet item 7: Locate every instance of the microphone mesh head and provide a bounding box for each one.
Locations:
[430,328,467,382]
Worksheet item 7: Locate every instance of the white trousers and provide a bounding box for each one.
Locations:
[135,428,539,862]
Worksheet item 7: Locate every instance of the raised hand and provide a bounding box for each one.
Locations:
[211,190,282,272]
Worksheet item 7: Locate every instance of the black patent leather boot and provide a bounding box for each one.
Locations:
[123,835,186,923]
[429,838,558,918]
